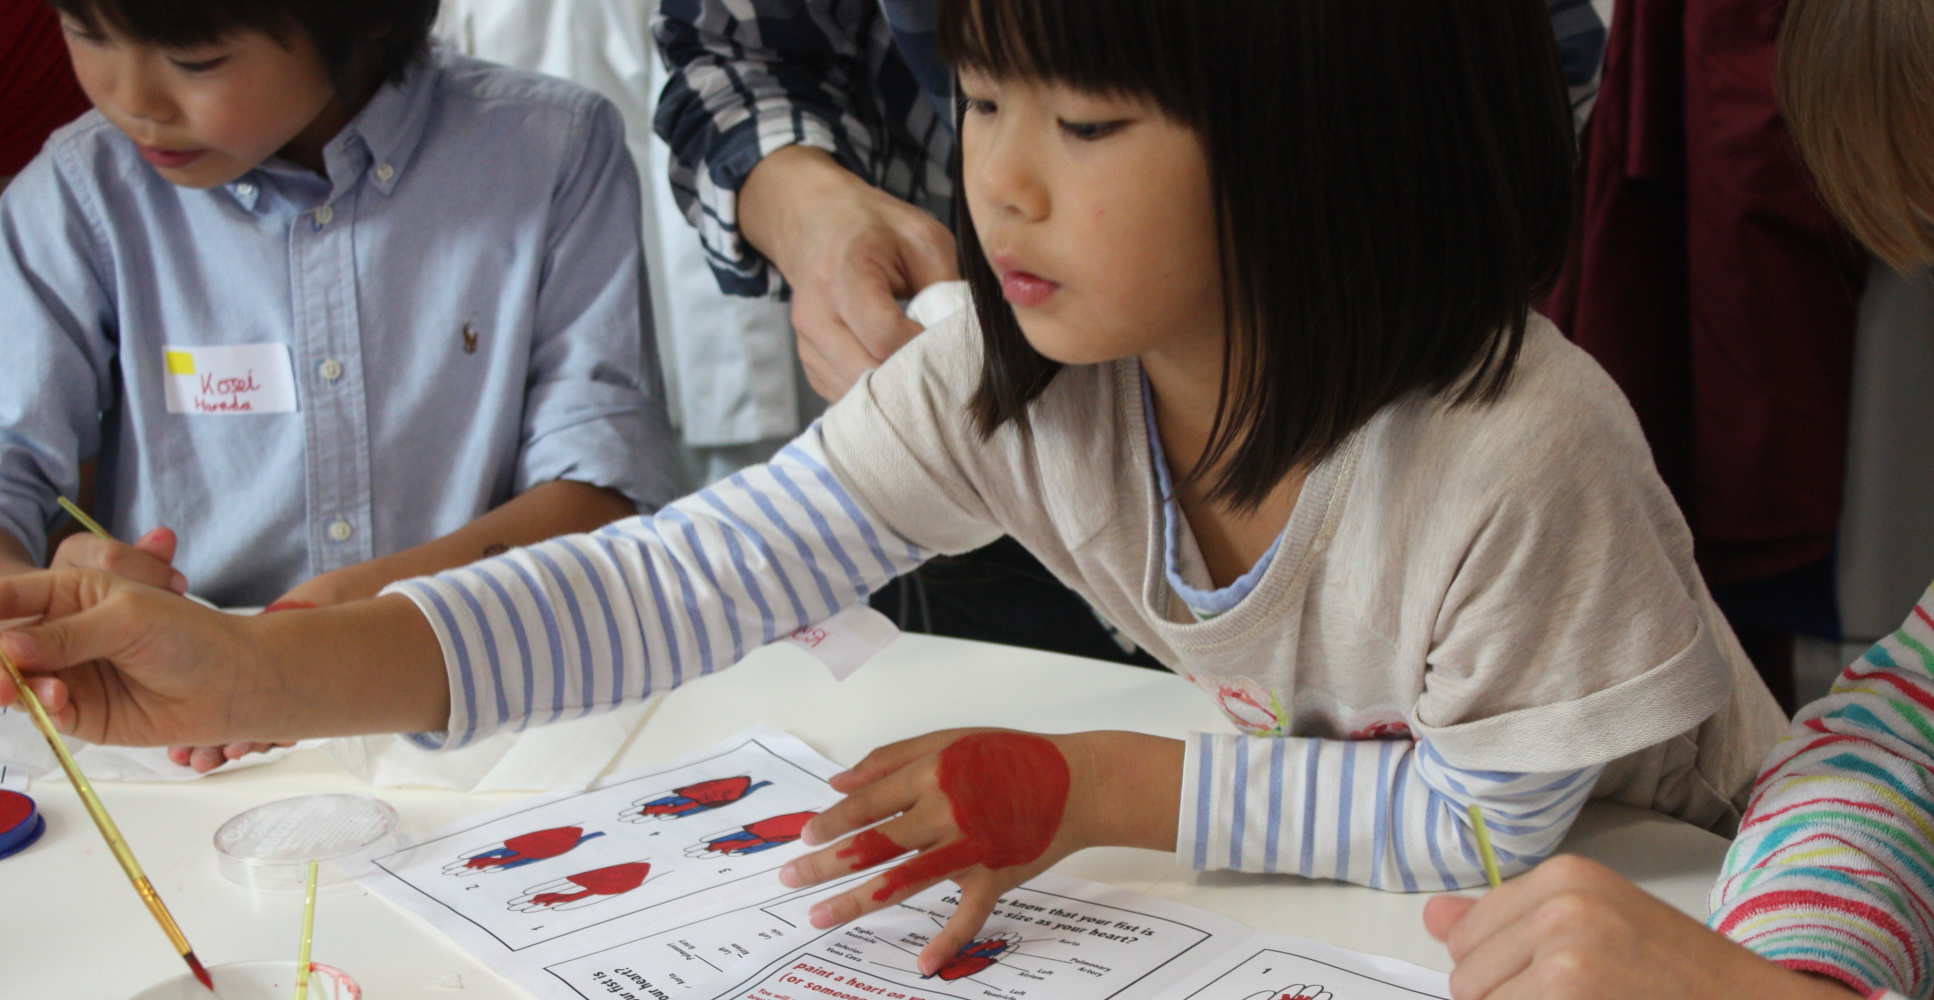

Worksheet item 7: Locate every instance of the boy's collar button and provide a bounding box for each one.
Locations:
[314,205,335,226]
[375,163,395,183]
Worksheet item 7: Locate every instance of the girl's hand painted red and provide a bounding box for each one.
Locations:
[776,728,1094,975]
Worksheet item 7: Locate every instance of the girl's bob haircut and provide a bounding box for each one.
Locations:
[47,0,440,88]
[943,0,1578,509]
[1778,0,1934,273]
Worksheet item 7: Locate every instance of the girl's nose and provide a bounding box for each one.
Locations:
[974,125,1049,222]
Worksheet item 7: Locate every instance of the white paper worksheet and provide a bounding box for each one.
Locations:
[363,729,1450,1000]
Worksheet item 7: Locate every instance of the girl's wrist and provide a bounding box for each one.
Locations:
[246,594,449,738]
[1064,731,1185,852]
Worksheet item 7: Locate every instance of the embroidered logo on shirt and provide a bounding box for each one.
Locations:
[462,323,479,354]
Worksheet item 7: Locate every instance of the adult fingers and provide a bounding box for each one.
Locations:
[793,296,884,402]
[0,601,134,674]
[831,260,924,363]
[894,211,960,295]
[918,884,1002,976]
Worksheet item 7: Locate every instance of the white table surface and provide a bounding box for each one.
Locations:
[2,634,1733,997]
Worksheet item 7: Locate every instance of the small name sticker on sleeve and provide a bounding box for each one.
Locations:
[162,343,299,415]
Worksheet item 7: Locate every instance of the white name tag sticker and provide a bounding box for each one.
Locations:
[783,605,901,681]
[162,343,299,415]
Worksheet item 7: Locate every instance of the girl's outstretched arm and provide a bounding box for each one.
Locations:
[0,425,934,748]
[384,425,933,747]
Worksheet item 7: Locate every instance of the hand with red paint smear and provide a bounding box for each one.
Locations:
[1424,856,1859,999]
[778,728,1184,975]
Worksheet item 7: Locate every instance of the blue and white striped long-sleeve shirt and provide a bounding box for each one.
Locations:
[388,424,1594,891]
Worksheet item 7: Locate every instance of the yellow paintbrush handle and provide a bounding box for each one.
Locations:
[55,495,112,540]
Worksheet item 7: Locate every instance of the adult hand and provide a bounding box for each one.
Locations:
[1423,855,1861,999]
[0,569,258,746]
[0,569,448,747]
[775,728,1098,975]
[49,525,188,595]
[164,564,378,772]
[739,146,958,401]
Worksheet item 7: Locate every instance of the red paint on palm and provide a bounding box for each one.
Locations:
[466,825,587,869]
[839,828,907,871]
[533,861,651,905]
[868,733,1069,901]
[262,600,317,614]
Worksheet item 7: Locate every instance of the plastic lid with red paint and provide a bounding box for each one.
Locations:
[0,789,44,860]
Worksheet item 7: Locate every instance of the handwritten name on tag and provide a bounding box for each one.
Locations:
[783,605,901,681]
[162,343,299,415]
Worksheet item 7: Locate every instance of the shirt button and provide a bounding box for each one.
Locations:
[327,519,353,542]
[314,205,335,226]
[234,182,256,200]
[319,358,344,382]
[375,163,395,182]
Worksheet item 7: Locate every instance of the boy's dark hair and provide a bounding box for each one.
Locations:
[47,0,440,88]
[941,0,1577,510]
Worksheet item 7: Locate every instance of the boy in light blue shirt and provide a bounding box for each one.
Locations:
[0,0,677,767]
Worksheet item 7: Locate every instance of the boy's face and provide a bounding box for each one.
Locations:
[60,15,341,188]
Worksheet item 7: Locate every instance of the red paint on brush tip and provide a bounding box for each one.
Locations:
[868,732,1069,901]
[185,951,214,991]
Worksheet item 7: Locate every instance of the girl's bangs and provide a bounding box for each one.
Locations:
[938,0,1188,107]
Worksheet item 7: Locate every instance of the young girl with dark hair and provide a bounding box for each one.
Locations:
[0,0,1780,972]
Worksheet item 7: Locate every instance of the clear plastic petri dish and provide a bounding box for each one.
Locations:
[213,793,400,891]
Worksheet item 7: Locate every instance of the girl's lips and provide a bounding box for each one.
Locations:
[999,269,1060,308]
[139,145,206,169]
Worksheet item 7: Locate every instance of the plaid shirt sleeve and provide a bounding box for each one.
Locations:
[651,0,952,298]
[1547,0,1607,128]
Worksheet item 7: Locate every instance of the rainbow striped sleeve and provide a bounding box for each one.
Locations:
[1709,582,1934,997]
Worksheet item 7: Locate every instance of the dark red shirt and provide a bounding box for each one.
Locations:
[1,0,91,176]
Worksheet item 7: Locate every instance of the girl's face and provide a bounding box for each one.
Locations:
[960,71,1225,367]
[60,15,341,188]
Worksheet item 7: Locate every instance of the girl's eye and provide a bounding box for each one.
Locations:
[961,97,998,116]
[169,56,229,73]
[1058,119,1127,141]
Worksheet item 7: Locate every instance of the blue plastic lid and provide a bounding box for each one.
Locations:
[0,789,45,860]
